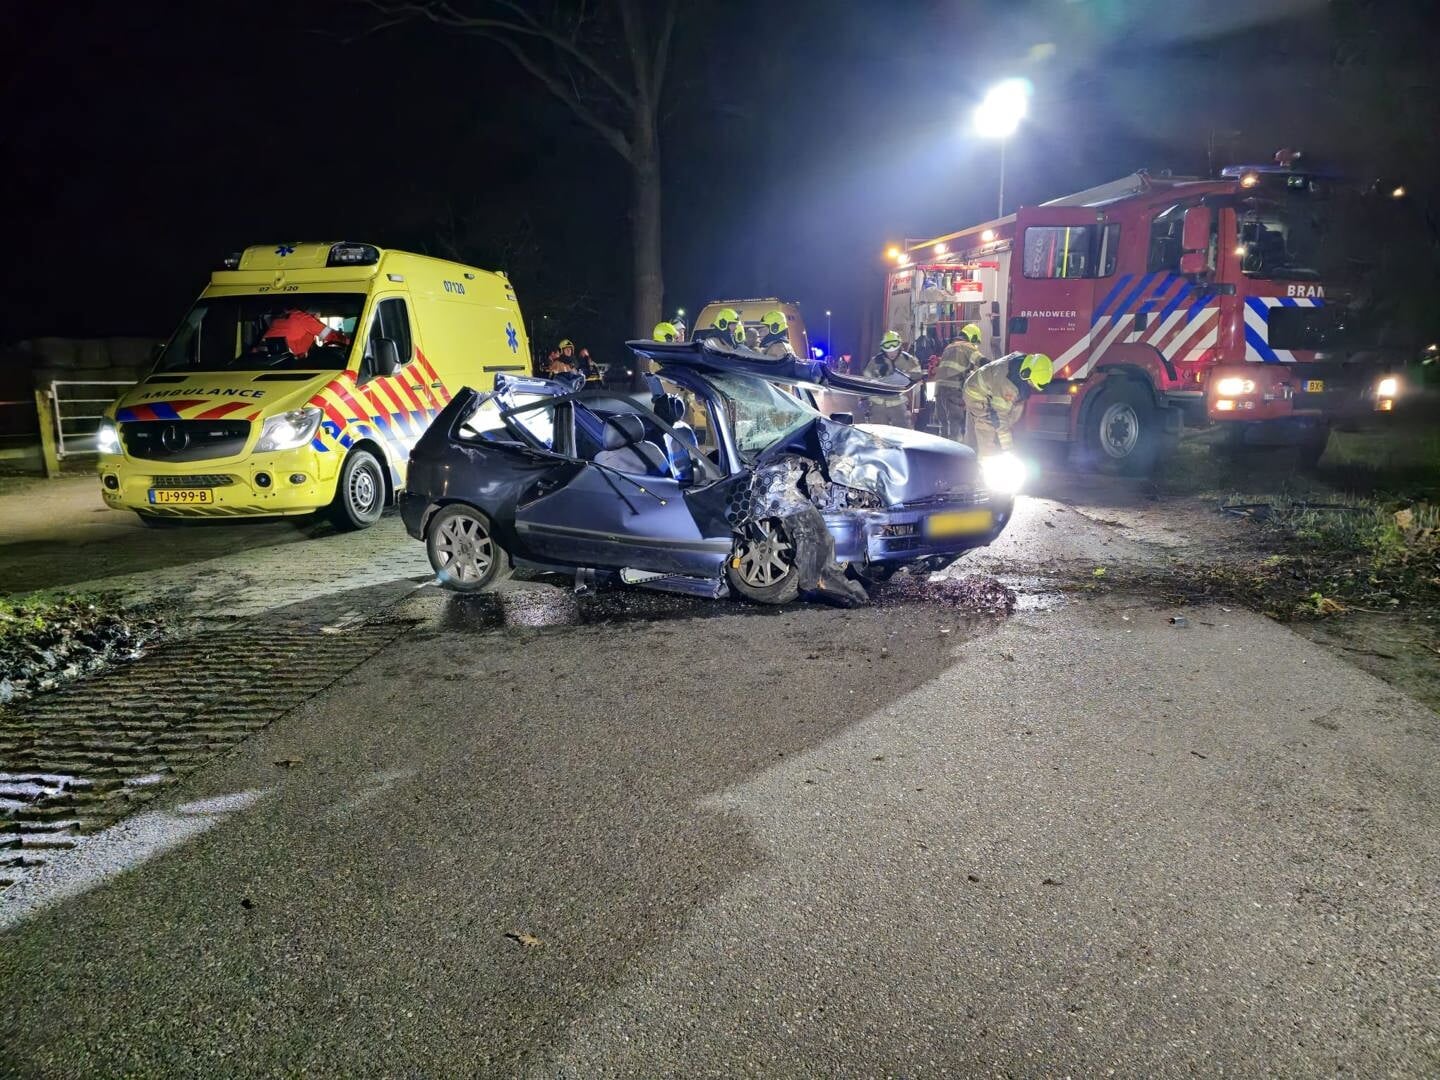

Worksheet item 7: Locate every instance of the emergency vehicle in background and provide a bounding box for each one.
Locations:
[877,158,1397,471]
[694,298,812,356]
[97,242,532,528]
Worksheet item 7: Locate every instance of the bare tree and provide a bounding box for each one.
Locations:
[368,0,677,338]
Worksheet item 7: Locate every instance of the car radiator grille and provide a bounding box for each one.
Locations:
[147,474,237,487]
[121,420,251,462]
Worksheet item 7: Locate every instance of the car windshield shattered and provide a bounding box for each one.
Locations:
[701,371,819,460]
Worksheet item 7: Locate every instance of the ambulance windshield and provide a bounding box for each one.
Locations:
[157,293,365,372]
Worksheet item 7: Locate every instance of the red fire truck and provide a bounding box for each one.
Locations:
[879,161,1395,472]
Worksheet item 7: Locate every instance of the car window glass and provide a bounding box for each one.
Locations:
[654,377,720,457]
[360,297,413,381]
[504,394,555,449]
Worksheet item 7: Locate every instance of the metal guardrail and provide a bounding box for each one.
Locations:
[49,380,133,459]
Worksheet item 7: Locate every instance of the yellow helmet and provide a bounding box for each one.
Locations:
[1020,352,1054,389]
[557,339,575,352]
[960,323,982,343]
[761,309,789,335]
[713,307,743,345]
[880,330,902,352]
[652,321,679,342]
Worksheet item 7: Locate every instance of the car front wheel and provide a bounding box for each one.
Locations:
[726,518,801,604]
[426,505,511,593]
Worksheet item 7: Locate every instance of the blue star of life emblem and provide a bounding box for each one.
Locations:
[275,244,295,257]
[505,323,519,353]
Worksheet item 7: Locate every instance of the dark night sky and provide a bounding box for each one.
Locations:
[3,0,1429,360]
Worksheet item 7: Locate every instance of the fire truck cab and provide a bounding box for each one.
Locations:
[882,164,1386,471]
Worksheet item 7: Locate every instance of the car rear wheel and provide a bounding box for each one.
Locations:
[329,449,386,531]
[427,505,510,593]
[726,518,801,605]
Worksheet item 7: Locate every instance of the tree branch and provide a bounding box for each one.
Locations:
[616,0,651,104]
[366,0,637,109]
[490,34,633,161]
[649,0,678,103]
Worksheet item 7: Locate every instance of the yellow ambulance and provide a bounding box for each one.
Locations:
[97,242,531,528]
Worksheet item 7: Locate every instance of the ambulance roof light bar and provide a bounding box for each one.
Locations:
[327,242,381,267]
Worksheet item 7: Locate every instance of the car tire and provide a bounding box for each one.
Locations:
[1083,380,1160,475]
[426,504,511,593]
[726,517,801,605]
[329,449,386,531]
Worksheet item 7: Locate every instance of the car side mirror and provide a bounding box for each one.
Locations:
[830,411,854,425]
[374,337,402,377]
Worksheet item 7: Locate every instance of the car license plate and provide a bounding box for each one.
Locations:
[1304,379,1325,393]
[925,509,993,538]
[148,488,213,505]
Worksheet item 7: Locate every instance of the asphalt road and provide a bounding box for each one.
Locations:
[2,476,1439,1076]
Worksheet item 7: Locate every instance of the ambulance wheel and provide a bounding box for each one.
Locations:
[727,518,801,605]
[329,449,386,531]
[1084,381,1159,475]
[426,504,510,593]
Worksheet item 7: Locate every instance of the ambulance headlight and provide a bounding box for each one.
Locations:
[96,421,120,455]
[981,451,1028,496]
[255,407,322,452]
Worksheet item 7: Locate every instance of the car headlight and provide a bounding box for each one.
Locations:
[254,407,322,452]
[980,451,1028,495]
[1376,376,1399,398]
[1215,377,1255,396]
[96,420,120,455]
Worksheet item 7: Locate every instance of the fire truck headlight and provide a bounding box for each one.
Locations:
[1215,377,1256,396]
[96,421,120,455]
[981,451,1028,496]
[1376,376,1400,399]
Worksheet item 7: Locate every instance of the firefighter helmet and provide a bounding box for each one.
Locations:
[1020,352,1054,390]
[651,321,679,343]
[761,309,789,335]
[880,330,902,353]
[960,323,982,343]
[557,339,575,352]
[713,307,743,345]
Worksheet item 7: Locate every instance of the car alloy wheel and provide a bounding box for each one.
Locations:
[736,518,795,588]
[432,511,495,586]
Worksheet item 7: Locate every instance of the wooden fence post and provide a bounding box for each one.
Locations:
[34,386,60,478]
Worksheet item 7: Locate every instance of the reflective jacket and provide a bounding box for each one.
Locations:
[934,340,984,389]
[863,350,922,381]
[963,353,1033,436]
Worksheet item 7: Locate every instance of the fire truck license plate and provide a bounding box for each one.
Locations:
[1304,379,1325,393]
[149,489,213,505]
[925,509,993,538]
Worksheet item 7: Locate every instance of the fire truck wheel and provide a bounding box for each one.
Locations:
[1084,381,1159,475]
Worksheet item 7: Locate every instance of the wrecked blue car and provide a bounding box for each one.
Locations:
[400,339,1014,604]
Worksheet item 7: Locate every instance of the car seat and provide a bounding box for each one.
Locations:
[652,393,698,482]
[593,413,667,476]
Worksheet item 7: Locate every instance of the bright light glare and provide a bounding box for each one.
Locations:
[96,421,120,454]
[981,228,997,242]
[980,451,1027,495]
[897,253,911,266]
[1215,377,1255,396]
[1240,172,1260,188]
[885,245,900,260]
[934,242,948,254]
[972,78,1031,139]
[1391,186,1407,199]
[1377,376,1399,398]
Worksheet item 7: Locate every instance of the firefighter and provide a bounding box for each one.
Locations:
[962,351,1053,456]
[556,338,595,379]
[862,330,921,427]
[652,321,681,342]
[695,307,744,347]
[758,309,796,358]
[934,323,986,440]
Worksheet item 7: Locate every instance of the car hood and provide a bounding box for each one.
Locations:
[808,419,982,507]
